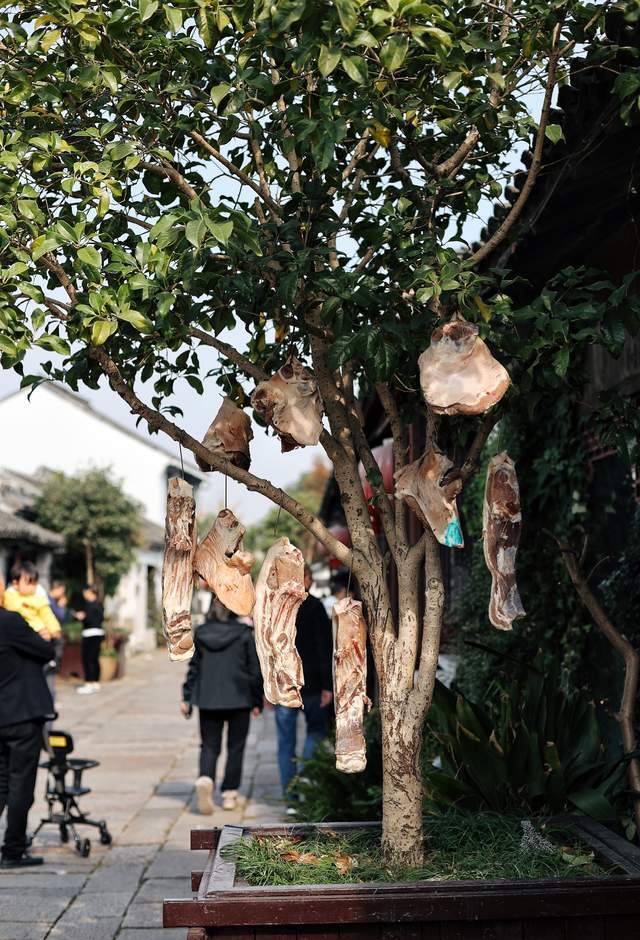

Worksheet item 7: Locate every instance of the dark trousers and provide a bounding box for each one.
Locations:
[0,719,44,859]
[81,635,102,682]
[275,691,330,796]
[198,708,251,791]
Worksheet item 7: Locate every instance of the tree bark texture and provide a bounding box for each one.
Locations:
[380,695,426,867]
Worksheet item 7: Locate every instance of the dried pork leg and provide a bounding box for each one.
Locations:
[162,477,196,661]
[253,537,306,707]
[419,316,509,415]
[193,509,255,617]
[251,356,324,451]
[332,598,371,773]
[482,452,525,631]
[394,447,464,548]
[196,397,253,472]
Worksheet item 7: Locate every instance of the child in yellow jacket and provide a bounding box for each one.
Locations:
[3,561,61,640]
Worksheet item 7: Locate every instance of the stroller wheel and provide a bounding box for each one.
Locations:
[77,838,91,858]
[99,828,112,846]
[59,824,69,844]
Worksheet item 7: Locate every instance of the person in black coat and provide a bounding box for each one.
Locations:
[274,565,334,807]
[0,607,55,868]
[181,600,263,814]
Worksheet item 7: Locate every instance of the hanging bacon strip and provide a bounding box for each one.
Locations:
[162,477,196,661]
[332,597,371,773]
[483,452,526,631]
[193,509,255,617]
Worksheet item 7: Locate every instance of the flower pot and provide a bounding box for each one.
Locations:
[99,655,118,682]
[164,819,640,939]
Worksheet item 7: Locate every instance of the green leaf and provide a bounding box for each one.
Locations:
[211,83,232,106]
[139,0,159,22]
[117,309,153,332]
[0,335,17,356]
[165,6,183,32]
[553,347,570,377]
[318,45,341,78]
[569,789,615,820]
[31,236,60,260]
[186,374,204,394]
[91,320,118,345]
[443,71,462,91]
[545,124,564,145]
[41,29,61,53]
[186,219,206,248]
[18,282,45,303]
[209,220,233,246]
[110,141,135,162]
[423,26,452,48]
[77,246,102,268]
[380,35,409,72]
[333,0,357,34]
[36,333,70,356]
[342,55,368,85]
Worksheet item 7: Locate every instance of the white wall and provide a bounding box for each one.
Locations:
[0,385,198,524]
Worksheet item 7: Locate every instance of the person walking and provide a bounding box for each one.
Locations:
[0,607,55,868]
[73,585,104,695]
[181,599,263,814]
[275,565,333,809]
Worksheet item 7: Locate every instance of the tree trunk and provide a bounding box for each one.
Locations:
[380,693,425,867]
[84,540,95,585]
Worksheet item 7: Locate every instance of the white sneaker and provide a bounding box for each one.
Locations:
[221,789,238,811]
[91,683,101,692]
[76,684,96,695]
[195,776,214,815]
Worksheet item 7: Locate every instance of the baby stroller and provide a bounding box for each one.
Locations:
[31,729,112,858]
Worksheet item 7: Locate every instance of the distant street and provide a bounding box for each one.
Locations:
[0,649,284,940]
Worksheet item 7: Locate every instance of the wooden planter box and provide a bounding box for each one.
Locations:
[164,819,640,939]
[59,636,127,680]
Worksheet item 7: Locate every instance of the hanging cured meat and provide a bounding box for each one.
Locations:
[394,447,464,548]
[251,356,324,451]
[419,316,509,415]
[332,597,371,773]
[196,397,253,472]
[162,477,196,661]
[193,509,255,617]
[253,537,306,707]
[483,452,525,631]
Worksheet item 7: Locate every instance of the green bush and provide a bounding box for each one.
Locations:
[427,653,625,818]
[293,656,626,823]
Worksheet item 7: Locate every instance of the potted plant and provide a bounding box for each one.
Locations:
[3,0,640,918]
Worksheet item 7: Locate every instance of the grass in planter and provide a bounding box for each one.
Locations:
[222,811,605,886]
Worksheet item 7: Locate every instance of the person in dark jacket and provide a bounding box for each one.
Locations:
[275,565,333,808]
[181,599,263,814]
[0,607,55,868]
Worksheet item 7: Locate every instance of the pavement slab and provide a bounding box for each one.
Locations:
[0,649,285,938]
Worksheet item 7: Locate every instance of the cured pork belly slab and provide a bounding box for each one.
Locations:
[419,316,509,416]
[196,397,253,472]
[332,597,371,773]
[251,356,324,451]
[394,448,464,548]
[483,452,525,631]
[193,509,255,617]
[254,537,306,707]
[162,477,196,661]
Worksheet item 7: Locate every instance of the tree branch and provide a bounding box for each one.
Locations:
[87,345,352,566]
[376,382,409,551]
[138,160,197,200]
[553,537,640,834]
[467,22,562,268]
[189,131,282,220]
[190,328,269,383]
[434,127,480,179]
[413,527,444,701]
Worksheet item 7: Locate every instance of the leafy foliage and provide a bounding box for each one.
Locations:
[33,468,142,595]
[427,655,626,818]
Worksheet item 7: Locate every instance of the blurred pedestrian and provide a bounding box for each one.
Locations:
[322,569,350,618]
[181,598,263,814]
[0,607,54,868]
[275,565,333,811]
[72,585,104,695]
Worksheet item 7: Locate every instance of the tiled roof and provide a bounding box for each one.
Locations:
[0,510,64,548]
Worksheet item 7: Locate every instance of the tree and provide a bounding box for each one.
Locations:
[34,469,142,596]
[0,0,638,865]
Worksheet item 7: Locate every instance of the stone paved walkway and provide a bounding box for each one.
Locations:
[0,649,285,940]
